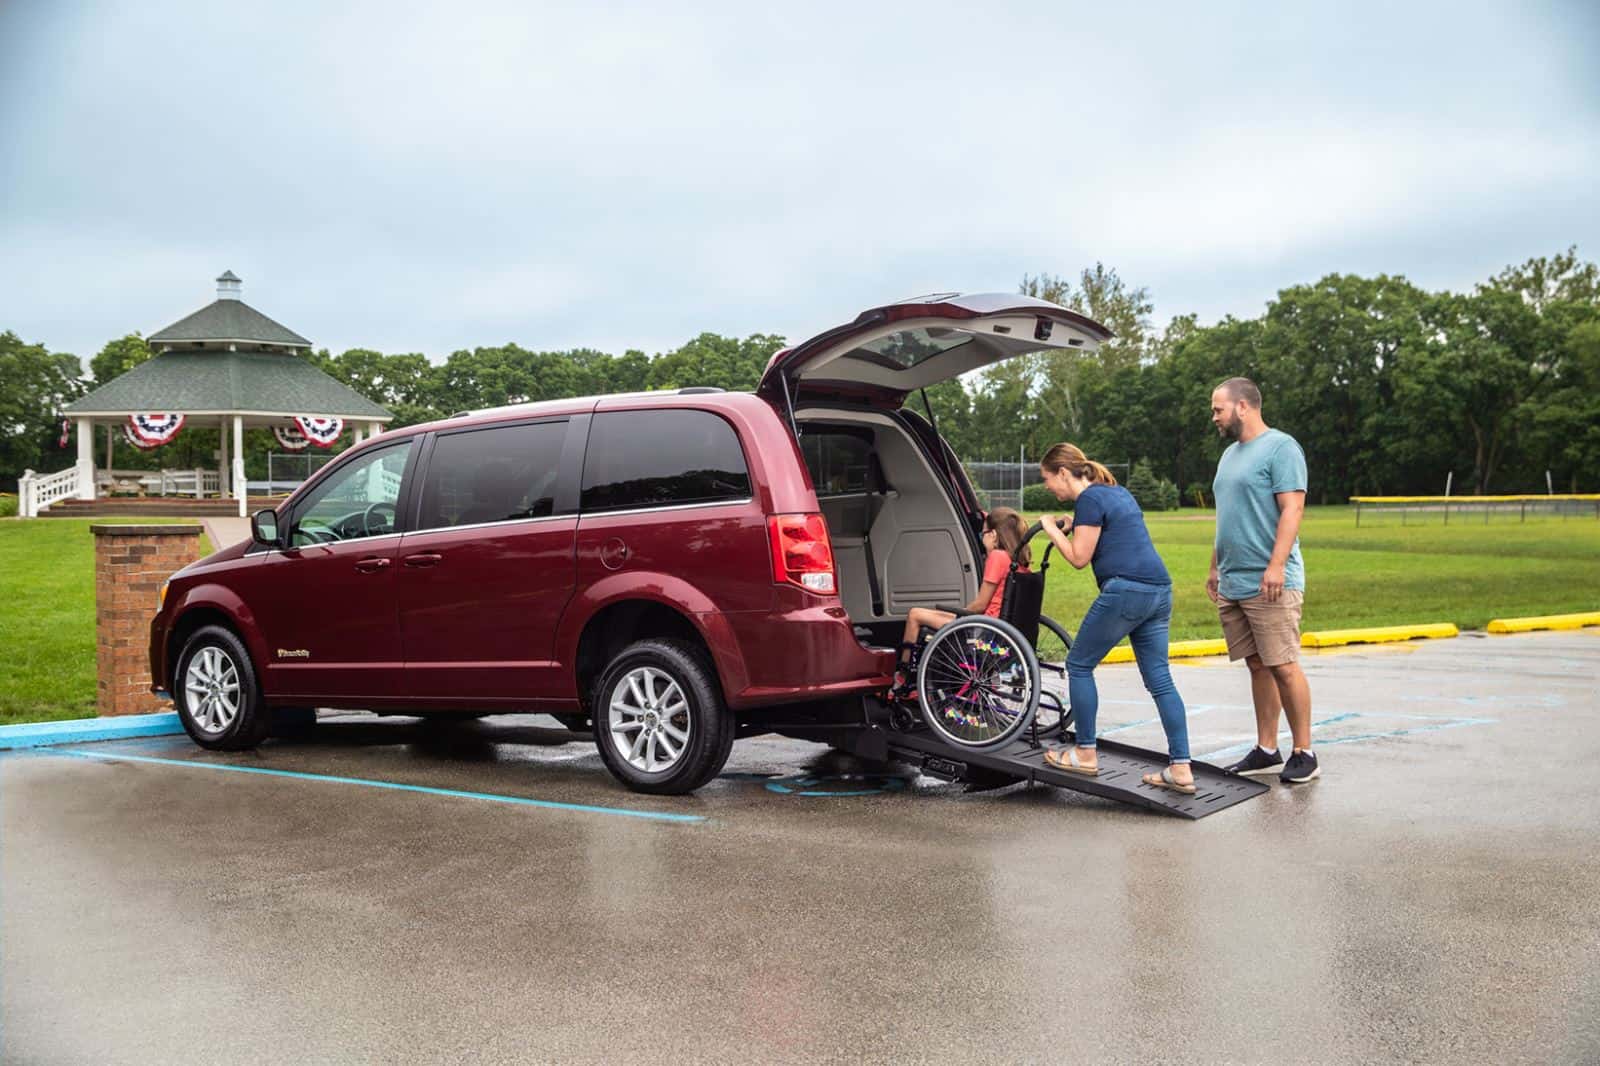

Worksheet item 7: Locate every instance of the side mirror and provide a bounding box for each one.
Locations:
[251,508,282,548]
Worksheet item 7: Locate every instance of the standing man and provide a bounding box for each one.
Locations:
[1207,377,1319,783]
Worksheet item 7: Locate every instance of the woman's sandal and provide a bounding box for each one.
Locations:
[1044,748,1099,777]
[1142,766,1197,794]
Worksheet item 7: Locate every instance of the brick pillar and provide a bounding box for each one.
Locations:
[93,524,202,716]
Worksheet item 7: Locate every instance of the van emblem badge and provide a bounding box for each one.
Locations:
[276,648,310,659]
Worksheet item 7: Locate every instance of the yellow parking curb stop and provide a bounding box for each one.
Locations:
[1103,638,1230,664]
[1485,612,1600,634]
[1301,623,1459,648]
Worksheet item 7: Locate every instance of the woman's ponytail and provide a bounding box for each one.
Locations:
[1040,443,1118,486]
[1085,459,1117,486]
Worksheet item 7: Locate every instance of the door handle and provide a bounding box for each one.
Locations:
[403,553,443,568]
[354,556,391,573]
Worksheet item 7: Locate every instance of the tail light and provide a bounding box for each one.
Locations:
[768,513,836,594]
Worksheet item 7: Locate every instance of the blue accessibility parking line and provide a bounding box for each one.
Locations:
[0,712,184,750]
[43,749,706,825]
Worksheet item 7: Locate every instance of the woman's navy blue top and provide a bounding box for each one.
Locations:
[1072,483,1171,588]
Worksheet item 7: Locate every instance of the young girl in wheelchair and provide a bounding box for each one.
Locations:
[888,507,1032,701]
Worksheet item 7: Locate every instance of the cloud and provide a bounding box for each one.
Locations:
[1,0,1596,361]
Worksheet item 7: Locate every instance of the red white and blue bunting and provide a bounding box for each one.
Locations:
[123,423,164,450]
[58,416,70,449]
[128,413,185,446]
[273,424,311,451]
[292,416,343,449]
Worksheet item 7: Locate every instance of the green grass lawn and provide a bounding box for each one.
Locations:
[1026,505,1600,658]
[0,519,213,725]
[0,508,1596,725]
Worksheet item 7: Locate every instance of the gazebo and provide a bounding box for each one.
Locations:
[22,272,391,517]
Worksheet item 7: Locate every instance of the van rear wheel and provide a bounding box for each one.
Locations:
[592,639,733,795]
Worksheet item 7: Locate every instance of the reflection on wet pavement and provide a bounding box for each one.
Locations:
[2,631,1598,1063]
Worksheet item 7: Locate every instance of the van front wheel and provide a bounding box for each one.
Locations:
[175,625,270,751]
[592,639,733,795]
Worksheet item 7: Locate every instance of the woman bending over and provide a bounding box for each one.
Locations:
[1037,444,1195,793]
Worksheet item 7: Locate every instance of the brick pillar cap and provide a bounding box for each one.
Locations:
[90,524,205,537]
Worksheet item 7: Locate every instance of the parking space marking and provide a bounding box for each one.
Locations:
[43,750,706,824]
[1196,711,1495,761]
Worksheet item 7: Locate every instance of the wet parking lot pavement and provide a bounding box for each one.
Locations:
[4,631,1598,1064]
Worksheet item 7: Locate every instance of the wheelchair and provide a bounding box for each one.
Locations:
[893,520,1075,752]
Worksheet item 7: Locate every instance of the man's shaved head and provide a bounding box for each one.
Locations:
[1217,377,1262,409]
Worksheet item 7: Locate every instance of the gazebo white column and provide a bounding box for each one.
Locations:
[232,415,247,516]
[218,416,230,497]
[76,417,96,499]
[352,424,366,446]
[367,420,382,440]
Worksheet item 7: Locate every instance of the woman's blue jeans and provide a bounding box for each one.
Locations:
[1067,577,1191,763]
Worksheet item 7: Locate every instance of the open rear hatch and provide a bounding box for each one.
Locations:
[757,292,1113,413]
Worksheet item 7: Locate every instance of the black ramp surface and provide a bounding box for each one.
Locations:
[884,730,1268,818]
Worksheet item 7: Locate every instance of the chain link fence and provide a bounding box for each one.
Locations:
[963,455,1129,512]
[254,452,335,496]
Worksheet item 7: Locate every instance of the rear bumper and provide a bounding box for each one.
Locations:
[715,595,894,709]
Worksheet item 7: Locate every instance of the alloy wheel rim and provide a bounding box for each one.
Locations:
[184,645,241,734]
[608,666,691,774]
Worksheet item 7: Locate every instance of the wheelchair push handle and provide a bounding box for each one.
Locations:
[1022,517,1069,543]
[1018,516,1069,570]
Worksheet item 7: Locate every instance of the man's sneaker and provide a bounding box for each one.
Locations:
[1281,750,1321,783]
[1224,747,1284,777]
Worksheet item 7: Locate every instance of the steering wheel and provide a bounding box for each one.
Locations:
[362,502,397,536]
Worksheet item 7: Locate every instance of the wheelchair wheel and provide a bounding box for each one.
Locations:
[916,616,1040,751]
[1036,613,1073,660]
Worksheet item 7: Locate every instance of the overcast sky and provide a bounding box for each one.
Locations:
[2,1,1596,364]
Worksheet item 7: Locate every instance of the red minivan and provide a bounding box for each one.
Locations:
[150,294,1110,793]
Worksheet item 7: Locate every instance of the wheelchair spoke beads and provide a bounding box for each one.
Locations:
[915,615,1041,751]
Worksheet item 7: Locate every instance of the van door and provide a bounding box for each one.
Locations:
[756,292,1112,410]
[397,418,579,704]
[253,439,415,701]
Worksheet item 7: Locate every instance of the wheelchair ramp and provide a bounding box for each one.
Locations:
[877,729,1268,820]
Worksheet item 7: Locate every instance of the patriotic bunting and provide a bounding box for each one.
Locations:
[273,424,311,451]
[128,413,185,445]
[293,416,343,448]
[58,416,70,449]
[123,424,163,450]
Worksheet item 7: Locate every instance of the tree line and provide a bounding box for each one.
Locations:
[3,249,1595,500]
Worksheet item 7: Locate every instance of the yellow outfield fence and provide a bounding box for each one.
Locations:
[1351,495,1600,502]
[1351,494,1600,525]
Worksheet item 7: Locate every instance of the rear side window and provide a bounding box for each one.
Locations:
[800,432,875,497]
[581,410,750,513]
[419,421,567,529]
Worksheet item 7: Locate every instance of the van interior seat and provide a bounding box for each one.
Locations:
[797,409,977,639]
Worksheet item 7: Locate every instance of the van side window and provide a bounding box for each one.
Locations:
[581,410,750,513]
[290,440,413,546]
[419,421,567,530]
[800,431,874,497]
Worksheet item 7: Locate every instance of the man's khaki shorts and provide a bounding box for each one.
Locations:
[1218,590,1304,666]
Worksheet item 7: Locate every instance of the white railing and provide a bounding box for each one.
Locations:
[157,469,222,497]
[17,467,81,517]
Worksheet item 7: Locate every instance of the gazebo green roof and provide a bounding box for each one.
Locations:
[63,349,391,419]
[148,297,312,348]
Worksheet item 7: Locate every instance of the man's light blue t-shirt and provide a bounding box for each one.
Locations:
[1213,428,1307,601]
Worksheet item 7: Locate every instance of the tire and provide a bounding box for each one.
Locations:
[591,639,734,795]
[174,625,270,751]
[1037,613,1073,659]
[916,615,1040,751]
